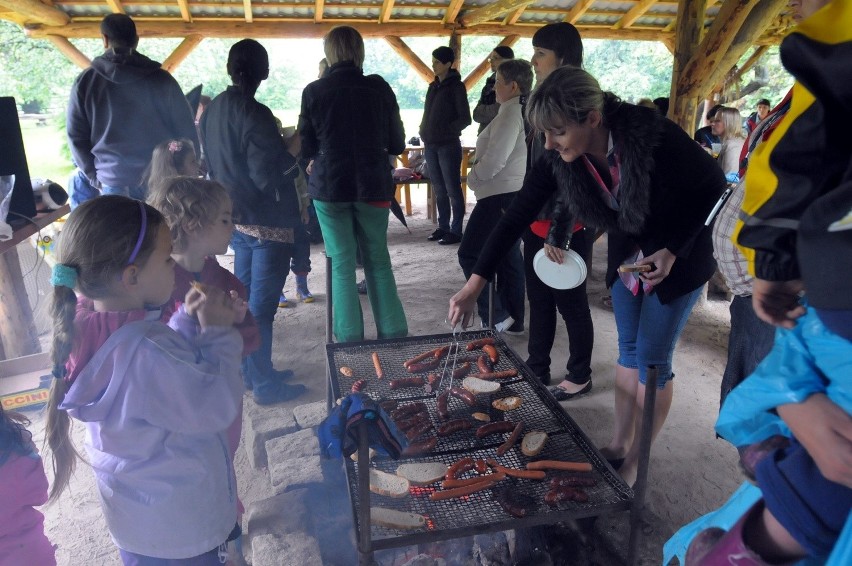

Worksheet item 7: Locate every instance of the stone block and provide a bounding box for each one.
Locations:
[252,533,322,566]
[243,400,298,469]
[268,453,323,494]
[245,489,312,537]
[293,400,328,429]
[266,427,320,461]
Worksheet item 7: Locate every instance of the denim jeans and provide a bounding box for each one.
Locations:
[458,192,524,326]
[101,183,147,201]
[313,201,407,342]
[68,169,99,209]
[523,227,594,383]
[610,278,703,388]
[425,141,464,236]
[230,231,292,393]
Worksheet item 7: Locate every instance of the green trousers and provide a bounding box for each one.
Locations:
[313,201,408,342]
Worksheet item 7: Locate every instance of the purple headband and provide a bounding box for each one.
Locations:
[127,201,148,265]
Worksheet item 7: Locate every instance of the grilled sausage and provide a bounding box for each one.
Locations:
[544,486,589,505]
[452,362,471,379]
[395,413,429,431]
[391,402,427,420]
[475,421,516,439]
[430,474,505,501]
[432,345,450,359]
[445,457,475,480]
[471,369,518,381]
[482,344,499,364]
[494,487,536,518]
[486,459,546,480]
[476,354,493,374]
[378,399,398,412]
[404,421,433,441]
[526,460,593,473]
[436,390,450,421]
[350,379,367,393]
[437,419,473,437]
[406,359,441,374]
[389,377,426,390]
[495,422,524,456]
[449,386,477,407]
[466,337,496,351]
[401,436,437,457]
[403,349,438,368]
[550,474,598,488]
[474,459,489,474]
[371,352,383,379]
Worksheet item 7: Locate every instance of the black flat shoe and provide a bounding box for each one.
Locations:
[427,229,445,241]
[606,457,625,470]
[548,380,592,401]
[438,232,462,245]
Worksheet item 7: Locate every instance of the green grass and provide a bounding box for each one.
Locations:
[20,121,74,184]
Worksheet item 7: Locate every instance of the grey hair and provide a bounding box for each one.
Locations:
[526,66,605,132]
[324,26,365,68]
[497,59,534,96]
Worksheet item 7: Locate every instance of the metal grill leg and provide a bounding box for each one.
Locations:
[325,254,334,409]
[626,365,659,565]
[356,420,374,565]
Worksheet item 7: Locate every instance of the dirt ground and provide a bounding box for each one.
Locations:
[32,191,742,565]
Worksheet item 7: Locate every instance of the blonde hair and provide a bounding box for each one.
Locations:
[46,196,166,503]
[141,138,197,194]
[715,107,745,140]
[147,177,231,253]
[323,26,365,68]
[526,66,607,132]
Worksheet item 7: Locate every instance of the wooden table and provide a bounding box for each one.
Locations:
[395,145,475,223]
[0,205,70,359]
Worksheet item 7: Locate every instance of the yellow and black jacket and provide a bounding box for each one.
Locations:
[735,0,852,310]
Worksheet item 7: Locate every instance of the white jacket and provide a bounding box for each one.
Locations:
[467,96,527,199]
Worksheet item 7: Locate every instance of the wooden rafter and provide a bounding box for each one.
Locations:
[176,0,191,23]
[443,0,465,25]
[0,0,69,26]
[161,34,203,73]
[379,0,395,24]
[384,36,433,84]
[243,0,253,24]
[503,6,526,26]
[462,34,519,91]
[669,0,705,128]
[613,0,658,30]
[315,0,324,23]
[729,44,768,84]
[459,0,536,28]
[105,0,124,13]
[564,0,596,24]
[44,35,91,69]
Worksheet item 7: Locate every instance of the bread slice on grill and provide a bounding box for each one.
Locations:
[492,396,522,411]
[462,376,501,395]
[396,462,447,486]
[369,468,410,498]
[521,430,548,456]
[370,507,427,530]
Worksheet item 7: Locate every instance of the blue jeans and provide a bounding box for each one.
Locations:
[425,141,464,236]
[457,192,524,326]
[68,169,98,209]
[102,183,147,201]
[610,280,702,388]
[231,231,292,392]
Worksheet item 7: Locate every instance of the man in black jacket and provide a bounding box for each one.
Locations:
[419,46,472,245]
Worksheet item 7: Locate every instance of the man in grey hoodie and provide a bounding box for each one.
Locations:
[66,14,197,204]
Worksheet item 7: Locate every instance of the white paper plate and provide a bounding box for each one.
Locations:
[533,248,587,290]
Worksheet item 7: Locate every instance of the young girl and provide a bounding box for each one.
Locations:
[0,406,56,565]
[46,195,246,564]
[141,138,199,195]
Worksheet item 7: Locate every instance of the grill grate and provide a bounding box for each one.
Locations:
[327,331,633,548]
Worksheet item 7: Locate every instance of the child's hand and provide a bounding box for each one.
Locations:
[778,394,852,488]
[229,290,248,323]
[189,284,238,329]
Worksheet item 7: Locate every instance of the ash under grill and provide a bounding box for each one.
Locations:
[327,331,633,551]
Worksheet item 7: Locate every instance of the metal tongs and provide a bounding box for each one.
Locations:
[436,320,462,393]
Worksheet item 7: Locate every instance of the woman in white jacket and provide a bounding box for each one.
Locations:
[458,59,533,331]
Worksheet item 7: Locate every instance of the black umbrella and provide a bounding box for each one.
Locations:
[184,84,203,118]
[390,197,411,233]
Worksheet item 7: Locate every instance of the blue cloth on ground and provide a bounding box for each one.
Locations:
[318,393,407,459]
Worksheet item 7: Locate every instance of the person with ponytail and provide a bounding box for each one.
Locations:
[140,137,200,194]
[45,195,246,564]
[0,406,56,565]
[200,39,306,404]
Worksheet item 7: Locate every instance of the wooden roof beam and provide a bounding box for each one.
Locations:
[161,34,203,73]
[613,0,657,30]
[669,0,706,129]
[243,0,253,24]
[459,0,536,28]
[503,6,527,26]
[105,0,125,13]
[44,35,91,69]
[729,44,768,84]
[0,0,70,26]
[177,0,192,22]
[384,36,432,84]
[463,34,520,91]
[315,0,324,23]
[379,0,394,24]
[564,0,596,24]
[443,0,464,25]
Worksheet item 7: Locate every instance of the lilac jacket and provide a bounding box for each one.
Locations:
[0,450,56,566]
[60,308,243,559]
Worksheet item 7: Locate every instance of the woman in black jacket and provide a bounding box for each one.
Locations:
[299,26,408,343]
[200,39,306,405]
[449,67,725,485]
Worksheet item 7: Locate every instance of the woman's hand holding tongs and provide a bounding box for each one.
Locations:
[448,274,488,330]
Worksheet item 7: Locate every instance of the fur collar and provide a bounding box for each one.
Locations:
[547,98,663,235]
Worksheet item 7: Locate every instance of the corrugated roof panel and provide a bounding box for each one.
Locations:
[192,5,247,18]
[578,13,621,26]
[636,16,675,28]
[126,5,182,19]
[324,6,381,19]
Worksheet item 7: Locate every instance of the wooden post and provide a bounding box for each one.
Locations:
[161,34,203,74]
[669,0,706,130]
[384,36,433,84]
[462,34,519,91]
[44,36,91,69]
[0,250,40,360]
[449,31,461,72]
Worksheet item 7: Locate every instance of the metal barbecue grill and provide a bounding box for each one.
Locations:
[326,330,637,564]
